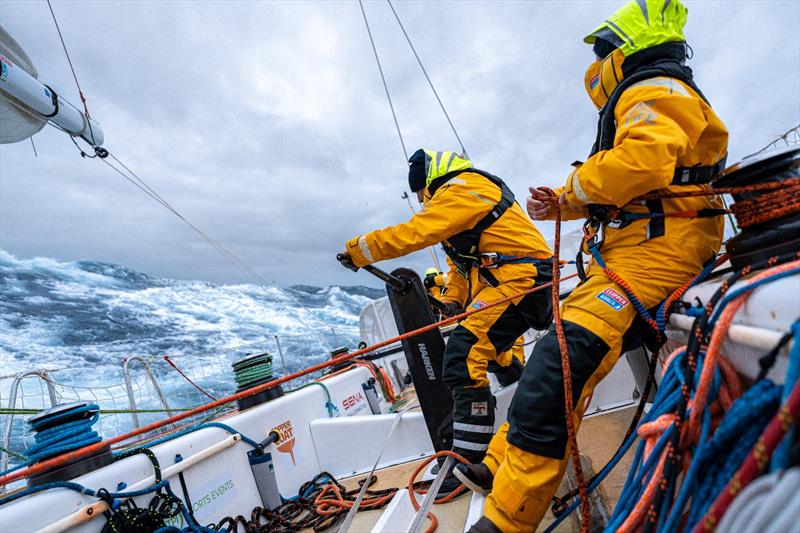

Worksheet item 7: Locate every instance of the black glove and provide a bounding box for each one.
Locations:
[336,252,359,272]
[440,301,462,317]
[423,273,437,289]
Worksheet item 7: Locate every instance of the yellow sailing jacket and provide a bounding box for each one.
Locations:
[557,78,727,257]
[346,171,552,307]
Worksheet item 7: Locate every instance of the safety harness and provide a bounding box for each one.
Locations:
[578,43,728,279]
[427,168,550,283]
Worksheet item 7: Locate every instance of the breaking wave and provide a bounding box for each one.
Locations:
[0,250,382,383]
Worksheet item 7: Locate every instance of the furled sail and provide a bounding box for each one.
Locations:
[0,24,103,146]
[0,25,46,144]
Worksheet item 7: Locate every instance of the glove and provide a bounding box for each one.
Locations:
[440,300,462,317]
[423,273,437,289]
[337,252,359,272]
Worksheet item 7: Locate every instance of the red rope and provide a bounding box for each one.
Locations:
[0,273,575,487]
[163,355,217,401]
[543,187,591,532]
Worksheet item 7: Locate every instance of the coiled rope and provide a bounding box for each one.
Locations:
[693,376,800,532]
[602,259,800,532]
[26,407,102,462]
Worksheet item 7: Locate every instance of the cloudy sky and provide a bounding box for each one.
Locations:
[1,0,798,288]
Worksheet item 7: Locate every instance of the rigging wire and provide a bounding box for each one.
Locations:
[45,0,90,116]
[98,154,336,351]
[358,0,408,161]
[743,123,800,159]
[360,0,453,273]
[0,91,335,351]
[386,0,469,159]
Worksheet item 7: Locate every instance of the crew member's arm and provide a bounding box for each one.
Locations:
[440,257,467,308]
[344,179,494,267]
[563,82,710,208]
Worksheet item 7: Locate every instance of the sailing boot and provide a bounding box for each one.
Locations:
[453,462,494,495]
[468,516,503,533]
[435,456,464,497]
[488,358,524,387]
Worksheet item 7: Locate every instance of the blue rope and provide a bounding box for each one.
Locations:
[655,257,720,332]
[685,379,782,529]
[545,354,691,533]
[587,243,657,326]
[604,350,711,532]
[0,404,103,478]
[660,381,716,531]
[707,268,800,329]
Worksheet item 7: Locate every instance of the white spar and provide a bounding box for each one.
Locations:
[0,52,103,146]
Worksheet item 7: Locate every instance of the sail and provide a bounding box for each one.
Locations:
[0,25,46,144]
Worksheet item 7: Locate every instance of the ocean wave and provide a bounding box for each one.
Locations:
[0,250,382,383]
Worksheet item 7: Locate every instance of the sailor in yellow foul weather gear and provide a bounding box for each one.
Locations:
[425,265,527,368]
[341,149,553,468]
[466,2,728,531]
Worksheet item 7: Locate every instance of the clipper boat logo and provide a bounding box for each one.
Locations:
[597,287,629,311]
[272,420,296,465]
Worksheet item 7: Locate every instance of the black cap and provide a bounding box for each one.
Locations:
[408,149,427,192]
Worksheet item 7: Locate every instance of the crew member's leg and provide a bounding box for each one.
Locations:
[444,276,551,462]
[482,246,701,531]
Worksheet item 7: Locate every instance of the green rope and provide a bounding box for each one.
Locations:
[233,361,273,388]
[232,354,273,388]
[0,445,28,461]
[0,407,200,416]
[288,381,339,417]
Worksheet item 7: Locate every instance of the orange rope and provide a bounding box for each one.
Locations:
[541,187,591,532]
[614,259,800,533]
[637,178,800,201]
[313,479,396,517]
[406,450,471,533]
[686,259,800,439]
[730,184,800,228]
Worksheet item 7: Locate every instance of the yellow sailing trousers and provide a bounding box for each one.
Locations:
[444,269,552,462]
[481,237,715,531]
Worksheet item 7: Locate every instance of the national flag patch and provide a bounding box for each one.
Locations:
[596,287,629,311]
[470,300,487,309]
[589,74,600,89]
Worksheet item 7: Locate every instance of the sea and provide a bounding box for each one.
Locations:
[0,249,383,448]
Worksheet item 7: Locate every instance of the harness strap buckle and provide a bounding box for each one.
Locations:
[479,253,500,268]
[581,218,606,254]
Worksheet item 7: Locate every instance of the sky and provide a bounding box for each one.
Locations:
[1,0,798,288]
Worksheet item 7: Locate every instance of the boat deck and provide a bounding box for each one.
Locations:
[311,406,637,532]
